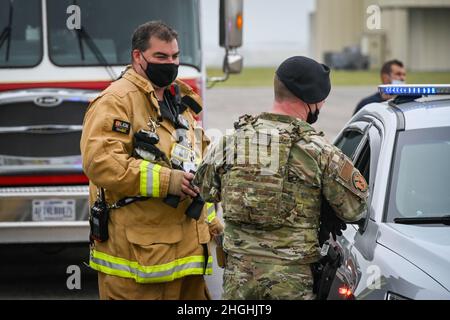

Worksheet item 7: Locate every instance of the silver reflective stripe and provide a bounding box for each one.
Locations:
[90,256,212,279]
[207,204,215,216]
[146,164,154,197]
[139,161,162,197]
[206,203,216,223]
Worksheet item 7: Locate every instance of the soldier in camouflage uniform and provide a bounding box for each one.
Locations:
[194,56,368,300]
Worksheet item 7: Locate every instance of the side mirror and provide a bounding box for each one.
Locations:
[223,51,243,74]
[355,217,366,229]
[357,208,371,233]
[219,0,243,49]
[208,0,244,88]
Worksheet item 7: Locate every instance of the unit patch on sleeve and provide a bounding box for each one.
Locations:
[112,119,131,134]
[352,171,368,193]
[338,158,354,182]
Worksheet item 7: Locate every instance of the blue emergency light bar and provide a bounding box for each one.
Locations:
[379,84,450,96]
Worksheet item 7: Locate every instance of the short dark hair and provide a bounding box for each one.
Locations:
[131,21,178,52]
[381,59,404,76]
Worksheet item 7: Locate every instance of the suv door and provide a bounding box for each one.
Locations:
[327,120,382,299]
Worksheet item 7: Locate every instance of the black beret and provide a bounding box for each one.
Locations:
[276,56,331,104]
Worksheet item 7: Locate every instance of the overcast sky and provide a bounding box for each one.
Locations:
[201,0,316,66]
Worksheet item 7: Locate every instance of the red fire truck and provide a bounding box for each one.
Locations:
[0,0,243,243]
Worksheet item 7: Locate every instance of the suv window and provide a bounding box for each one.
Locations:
[335,130,364,159]
[355,141,370,183]
[335,126,372,230]
[386,126,450,222]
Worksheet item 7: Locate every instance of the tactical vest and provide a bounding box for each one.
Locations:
[221,114,322,231]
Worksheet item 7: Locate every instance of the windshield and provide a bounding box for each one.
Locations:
[46,0,201,69]
[386,126,450,223]
[0,0,42,67]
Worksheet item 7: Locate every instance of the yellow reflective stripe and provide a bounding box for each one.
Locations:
[92,249,136,267]
[206,202,216,223]
[151,163,161,197]
[90,250,213,283]
[89,260,212,283]
[91,251,213,275]
[90,260,135,280]
[93,250,205,273]
[139,161,161,197]
[139,161,148,196]
[90,258,213,283]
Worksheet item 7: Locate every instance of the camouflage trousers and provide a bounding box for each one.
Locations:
[222,255,316,300]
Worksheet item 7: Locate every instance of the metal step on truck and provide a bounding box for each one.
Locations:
[0,0,243,244]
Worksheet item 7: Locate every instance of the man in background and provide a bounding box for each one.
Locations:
[353,59,406,115]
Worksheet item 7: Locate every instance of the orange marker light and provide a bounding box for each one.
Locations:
[236,13,243,30]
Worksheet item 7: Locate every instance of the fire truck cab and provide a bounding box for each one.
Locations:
[0,0,243,243]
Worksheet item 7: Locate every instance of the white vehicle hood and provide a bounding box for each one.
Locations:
[379,223,450,292]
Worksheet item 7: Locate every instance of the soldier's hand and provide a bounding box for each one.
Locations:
[181,172,199,198]
[330,221,347,240]
[319,211,347,244]
[319,200,347,245]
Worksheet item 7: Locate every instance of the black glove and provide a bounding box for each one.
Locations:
[319,200,347,245]
[133,130,166,161]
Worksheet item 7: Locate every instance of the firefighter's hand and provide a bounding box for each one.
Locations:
[169,170,193,198]
[181,172,199,198]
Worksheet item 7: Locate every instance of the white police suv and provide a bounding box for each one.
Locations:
[327,85,450,300]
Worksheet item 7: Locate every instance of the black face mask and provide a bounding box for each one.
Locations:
[306,104,320,124]
[140,53,179,88]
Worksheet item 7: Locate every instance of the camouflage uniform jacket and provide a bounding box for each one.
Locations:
[194,112,368,264]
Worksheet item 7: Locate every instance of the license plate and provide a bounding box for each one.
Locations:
[32,199,76,221]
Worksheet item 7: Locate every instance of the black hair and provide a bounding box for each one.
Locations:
[131,21,178,52]
[381,59,404,75]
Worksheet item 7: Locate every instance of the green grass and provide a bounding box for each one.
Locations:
[207,67,450,87]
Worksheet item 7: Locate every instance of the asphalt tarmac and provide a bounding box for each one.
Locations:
[0,86,375,300]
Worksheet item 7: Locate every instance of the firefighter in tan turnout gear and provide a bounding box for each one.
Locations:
[80,21,223,300]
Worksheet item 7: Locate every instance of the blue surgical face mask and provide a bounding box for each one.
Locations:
[391,79,405,85]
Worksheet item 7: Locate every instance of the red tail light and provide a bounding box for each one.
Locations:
[338,286,355,299]
[0,174,89,186]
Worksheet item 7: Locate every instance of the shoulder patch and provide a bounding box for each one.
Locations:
[339,158,354,182]
[112,119,131,134]
[352,171,368,192]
